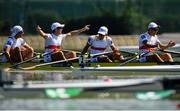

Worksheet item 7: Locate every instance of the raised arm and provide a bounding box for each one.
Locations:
[36,25,48,39]
[66,25,90,37]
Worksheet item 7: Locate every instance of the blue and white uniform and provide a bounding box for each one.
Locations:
[2,36,27,62]
[139,32,160,62]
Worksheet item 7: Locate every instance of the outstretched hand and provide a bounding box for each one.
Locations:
[84,25,90,31]
[36,25,42,32]
[168,40,176,47]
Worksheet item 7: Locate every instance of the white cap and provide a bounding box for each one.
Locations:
[148,22,159,29]
[11,25,23,37]
[98,26,108,35]
[51,22,65,31]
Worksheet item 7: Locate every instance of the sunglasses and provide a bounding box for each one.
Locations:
[57,27,63,29]
[151,28,159,31]
[17,31,24,34]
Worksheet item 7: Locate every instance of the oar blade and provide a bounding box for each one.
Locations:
[135,90,175,100]
[19,66,37,70]
[45,88,82,99]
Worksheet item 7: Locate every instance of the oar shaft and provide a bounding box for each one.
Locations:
[36,57,79,67]
[62,50,81,54]
[160,49,180,55]
[119,56,138,66]
[10,56,37,68]
[37,51,113,67]
[120,50,137,55]
[91,51,113,57]
[118,51,151,66]
[19,51,116,70]
[10,51,55,68]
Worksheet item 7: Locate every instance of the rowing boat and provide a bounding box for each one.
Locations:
[1,61,180,70]
[0,77,179,98]
[1,62,180,77]
[72,65,180,75]
[0,50,180,99]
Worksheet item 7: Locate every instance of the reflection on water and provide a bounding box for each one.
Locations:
[0,98,179,110]
[5,70,72,81]
[4,70,180,82]
[1,70,180,110]
[4,70,100,82]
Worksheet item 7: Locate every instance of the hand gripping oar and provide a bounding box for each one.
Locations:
[19,51,113,70]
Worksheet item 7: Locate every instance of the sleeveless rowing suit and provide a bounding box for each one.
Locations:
[87,35,113,62]
[44,33,67,62]
[139,32,160,62]
[88,35,113,54]
[2,36,27,62]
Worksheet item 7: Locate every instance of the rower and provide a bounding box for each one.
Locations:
[139,22,176,62]
[81,26,124,63]
[36,22,90,62]
[2,25,34,65]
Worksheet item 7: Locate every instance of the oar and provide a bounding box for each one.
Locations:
[90,51,113,57]
[160,49,180,55]
[119,54,139,66]
[135,90,175,100]
[19,57,79,70]
[62,50,81,54]
[9,51,55,68]
[19,51,113,70]
[119,51,152,66]
[45,88,82,99]
[120,50,137,56]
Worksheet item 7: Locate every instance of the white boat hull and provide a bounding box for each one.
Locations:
[0,78,162,98]
[72,65,180,74]
[0,77,180,98]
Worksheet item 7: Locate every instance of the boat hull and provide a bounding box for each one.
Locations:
[72,65,180,75]
[0,77,180,98]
